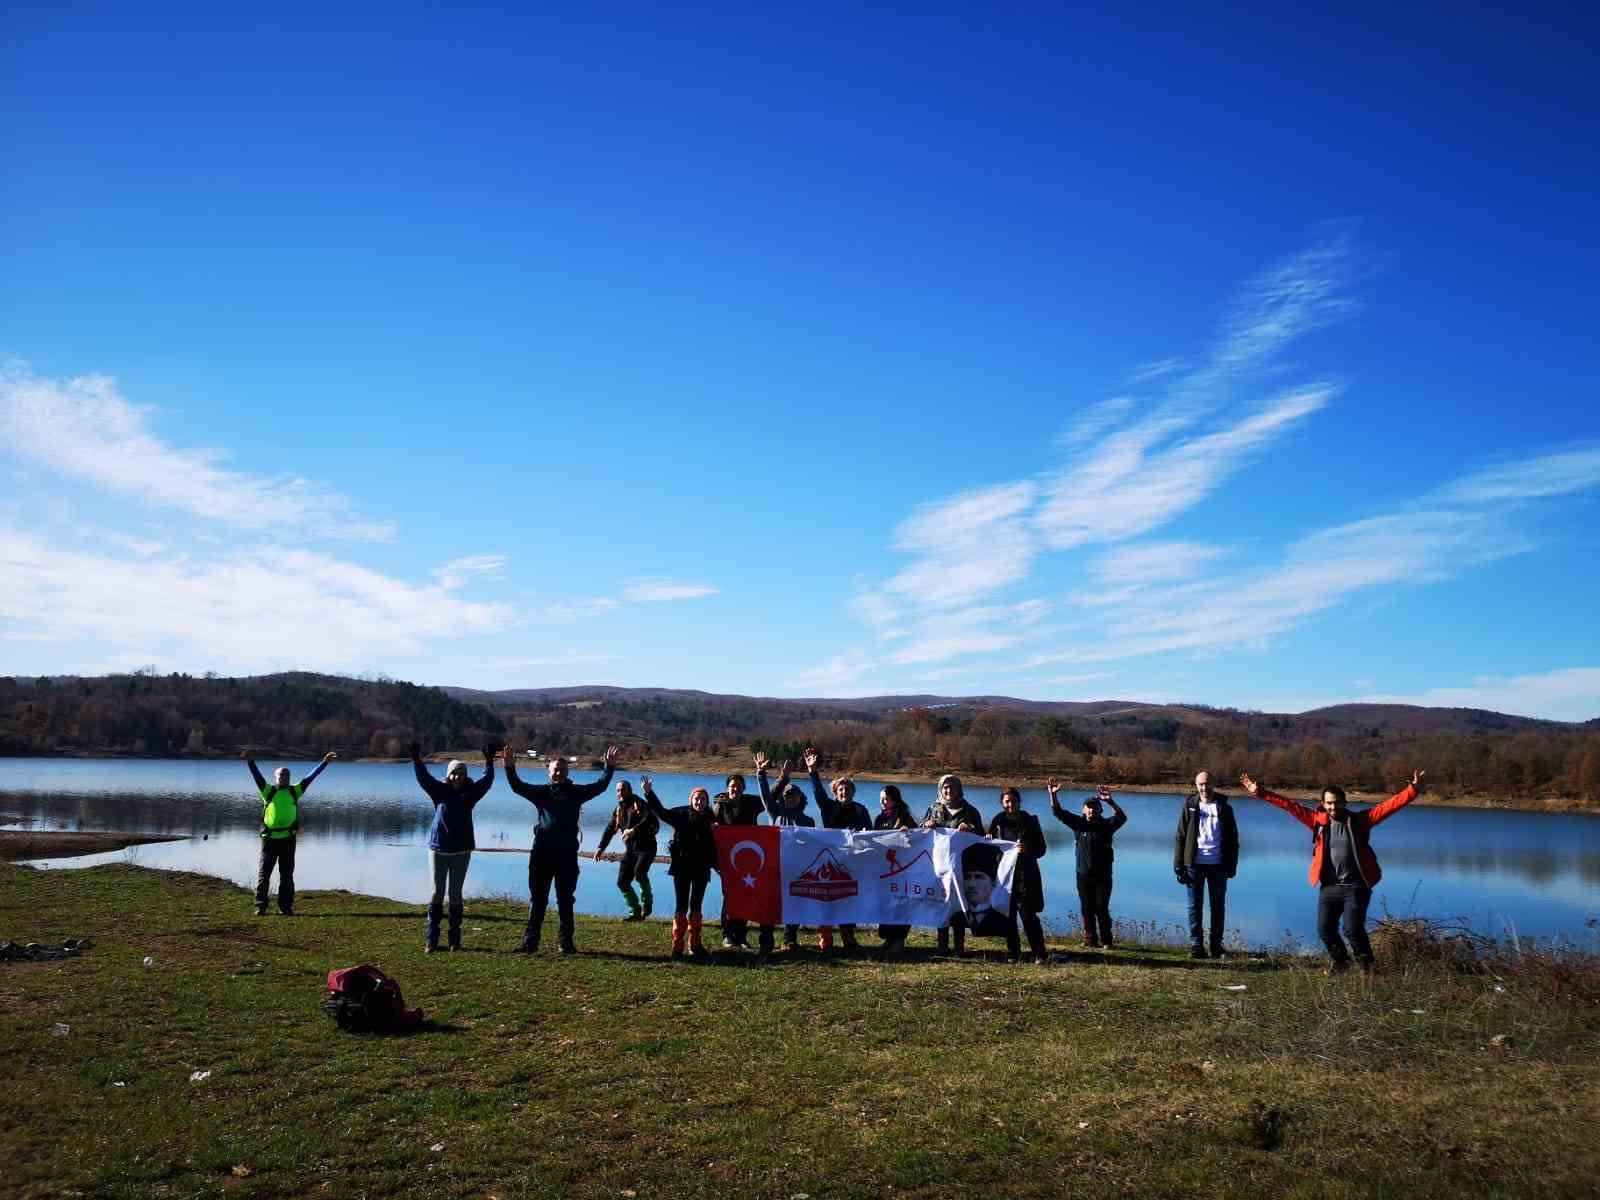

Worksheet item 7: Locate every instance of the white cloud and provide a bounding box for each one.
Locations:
[436,554,508,590]
[1355,667,1600,724]
[541,597,621,622]
[1089,542,1227,587]
[0,531,513,669]
[1126,359,1185,384]
[620,580,720,602]
[0,364,394,541]
[883,481,1038,611]
[785,650,879,692]
[1442,443,1600,504]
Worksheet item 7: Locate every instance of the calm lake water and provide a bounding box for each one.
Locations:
[4,758,1598,949]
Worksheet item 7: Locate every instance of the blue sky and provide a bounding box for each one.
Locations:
[3,4,1598,720]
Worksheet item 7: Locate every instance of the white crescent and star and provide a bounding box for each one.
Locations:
[730,839,765,889]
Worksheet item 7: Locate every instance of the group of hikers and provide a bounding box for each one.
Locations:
[244,746,1426,975]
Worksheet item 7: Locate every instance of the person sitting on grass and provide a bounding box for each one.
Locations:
[1240,768,1426,976]
[503,744,619,956]
[804,747,873,953]
[641,777,716,960]
[595,779,659,922]
[921,774,983,955]
[988,786,1050,964]
[874,784,917,957]
[409,742,496,953]
[242,749,337,917]
[1047,780,1127,949]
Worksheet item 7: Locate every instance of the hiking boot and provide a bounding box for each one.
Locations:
[1033,952,1052,966]
[1083,933,1101,949]
[559,940,576,956]
[623,912,645,923]
[1324,958,1352,976]
[423,943,438,954]
[253,905,267,917]
[512,939,538,955]
[721,937,736,949]
[1190,943,1209,960]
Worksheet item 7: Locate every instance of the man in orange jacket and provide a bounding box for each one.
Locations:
[1240,768,1425,974]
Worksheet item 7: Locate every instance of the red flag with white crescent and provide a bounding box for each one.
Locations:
[714,825,782,925]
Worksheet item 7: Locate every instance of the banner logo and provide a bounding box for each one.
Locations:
[879,847,930,879]
[788,848,859,902]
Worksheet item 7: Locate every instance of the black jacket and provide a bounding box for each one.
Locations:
[1050,802,1127,877]
[596,798,659,855]
[713,791,763,828]
[1173,793,1240,877]
[643,789,717,879]
[810,770,872,831]
[987,809,1047,914]
[505,761,616,852]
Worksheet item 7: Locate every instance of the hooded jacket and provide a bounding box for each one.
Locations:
[643,788,717,879]
[412,755,495,853]
[1258,785,1419,888]
[596,796,659,856]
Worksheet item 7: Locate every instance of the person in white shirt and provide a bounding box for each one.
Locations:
[1172,771,1240,958]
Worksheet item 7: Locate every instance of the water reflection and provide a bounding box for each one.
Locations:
[4,759,1598,946]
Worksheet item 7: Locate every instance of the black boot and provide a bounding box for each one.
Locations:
[936,927,950,955]
[425,900,443,953]
[448,902,464,951]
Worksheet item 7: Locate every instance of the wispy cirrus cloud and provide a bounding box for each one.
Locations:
[0,531,512,669]
[436,554,508,590]
[621,579,720,602]
[1354,667,1600,724]
[851,234,1356,667]
[542,597,621,622]
[0,363,394,541]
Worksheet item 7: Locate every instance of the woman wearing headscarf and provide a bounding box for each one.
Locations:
[594,779,659,922]
[921,774,983,954]
[641,777,717,959]
[988,786,1050,964]
[874,784,917,955]
[409,741,497,953]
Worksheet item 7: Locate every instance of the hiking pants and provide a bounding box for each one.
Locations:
[1077,869,1114,944]
[1317,883,1374,966]
[1007,901,1046,959]
[616,846,654,889]
[672,873,709,917]
[256,835,296,913]
[526,846,580,947]
[427,850,471,948]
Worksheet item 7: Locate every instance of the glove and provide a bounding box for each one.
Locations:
[408,740,422,759]
[482,741,500,761]
[1175,868,1192,886]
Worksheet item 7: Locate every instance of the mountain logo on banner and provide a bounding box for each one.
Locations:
[789,848,859,902]
[879,847,930,879]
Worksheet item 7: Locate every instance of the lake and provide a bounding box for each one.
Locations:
[4,758,1598,949]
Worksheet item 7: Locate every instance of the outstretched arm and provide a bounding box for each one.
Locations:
[572,746,620,802]
[410,743,446,805]
[467,744,497,804]
[755,765,781,821]
[501,746,549,806]
[1366,770,1426,828]
[1105,795,1128,832]
[1240,773,1318,828]
[242,751,268,793]
[298,751,338,792]
[641,779,681,831]
[805,749,838,824]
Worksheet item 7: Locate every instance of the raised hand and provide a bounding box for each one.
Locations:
[778,758,794,782]
[804,747,819,772]
[409,741,423,760]
[322,751,339,764]
[1045,777,1061,801]
[754,751,770,772]
[1239,772,1261,797]
[240,749,252,760]
[501,746,517,769]
[603,745,620,767]
[1411,768,1426,790]
[639,774,653,793]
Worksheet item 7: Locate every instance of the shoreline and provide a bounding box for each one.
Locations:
[0,830,187,862]
[4,750,1596,815]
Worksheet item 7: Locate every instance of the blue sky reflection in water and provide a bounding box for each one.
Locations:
[4,760,1597,949]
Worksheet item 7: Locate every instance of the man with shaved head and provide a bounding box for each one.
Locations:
[241,749,337,916]
[1173,770,1239,959]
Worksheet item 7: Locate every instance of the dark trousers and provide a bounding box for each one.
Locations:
[1077,870,1114,944]
[1007,901,1047,960]
[255,836,296,912]
[672,874,709,916]
[1186,864,1228,952]
[617,848,653,888]
[1317,883,1374,965]
[525,845,580,947]
[878,923,911,944]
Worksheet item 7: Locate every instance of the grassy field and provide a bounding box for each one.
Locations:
[2,862,1597,1199]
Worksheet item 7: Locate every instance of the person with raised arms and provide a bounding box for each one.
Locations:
[594,779,659,923]
[987,786,1050,964]
[873,784,917,956]
[641,776,717,959]
[503,744,619,955]
[756,753,817,954]
[803,746,873,953]
[1047,780,1127,950]
[712,770,765,950]
[242,749,337,917]
[1241,768,1426,976]
[408,741,495,952]
[921,774,983,956]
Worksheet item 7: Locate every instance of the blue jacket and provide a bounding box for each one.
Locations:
[413,757,495,853]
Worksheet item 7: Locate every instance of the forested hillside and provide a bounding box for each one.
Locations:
[3,672,1596,802]
[0,671,504,758]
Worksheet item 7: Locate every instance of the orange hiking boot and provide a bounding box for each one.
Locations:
[818,927,834,952]
[689,914,709,958]
[670,915,687,959]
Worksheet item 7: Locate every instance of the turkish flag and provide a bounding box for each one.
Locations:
[713,825,782,925]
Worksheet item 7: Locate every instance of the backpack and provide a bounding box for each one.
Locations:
[321,965,424,1033]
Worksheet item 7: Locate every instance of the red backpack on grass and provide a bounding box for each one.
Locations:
[321,965,424,1033]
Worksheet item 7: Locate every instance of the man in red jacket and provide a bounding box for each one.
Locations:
[1240,768,1425,975]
